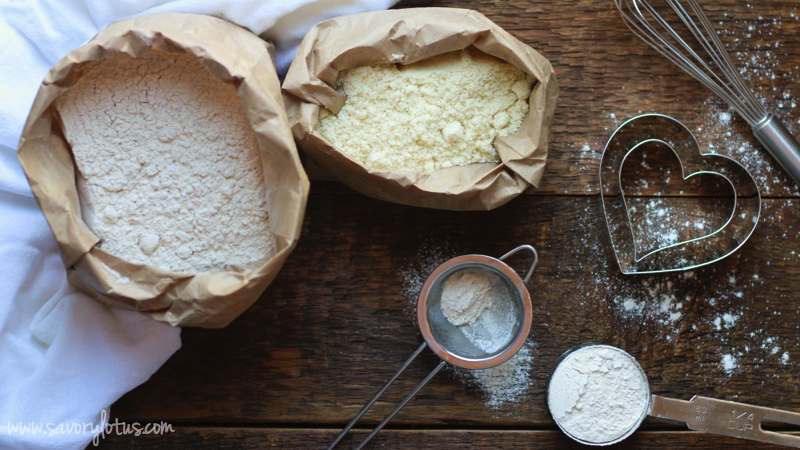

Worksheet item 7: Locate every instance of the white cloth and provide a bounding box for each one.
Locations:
[0,1,394,449]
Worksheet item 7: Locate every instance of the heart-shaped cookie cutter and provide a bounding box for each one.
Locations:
[600,114,761,274]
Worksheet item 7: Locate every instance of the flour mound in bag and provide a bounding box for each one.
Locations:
[315,48,534,173]
[55,51,274,273]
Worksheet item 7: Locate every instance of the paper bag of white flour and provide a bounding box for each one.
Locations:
[17,13,309,328]
[282,8,558,211]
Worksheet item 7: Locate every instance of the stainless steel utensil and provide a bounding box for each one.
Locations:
[327,245,537,450]
[548,344,800,447]
[615,0,800,186]
[600,113,761,274]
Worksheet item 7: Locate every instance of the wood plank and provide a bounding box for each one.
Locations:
[107,193,800,425]
[95,428,800,449]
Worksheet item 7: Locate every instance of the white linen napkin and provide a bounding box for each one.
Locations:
[0,1,395,448]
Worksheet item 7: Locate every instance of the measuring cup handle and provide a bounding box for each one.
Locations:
[650,395,800,448]
[327,342,444,450]
[499,245,539,283]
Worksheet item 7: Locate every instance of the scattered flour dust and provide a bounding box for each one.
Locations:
[402,243,535,409]
[721,353,739,375]
[574,197,795,375]
[615,278,685,327]
[704,274,793,375]
[712,312,740,331]
[594,8,800,196]
[456,341,536,410]
[695,11,800,196]
[696,97,799,197]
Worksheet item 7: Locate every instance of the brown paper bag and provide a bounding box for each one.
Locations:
[283,8,558,210]
[17,13,309,328]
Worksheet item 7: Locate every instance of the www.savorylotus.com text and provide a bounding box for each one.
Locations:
[6,409,174,446]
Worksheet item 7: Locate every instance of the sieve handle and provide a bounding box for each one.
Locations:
[326,342,446,450]
[650,395,800,447]
[499,245,539,283]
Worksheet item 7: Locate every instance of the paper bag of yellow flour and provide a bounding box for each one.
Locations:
[283,7,558,211]
[17,13,309,328]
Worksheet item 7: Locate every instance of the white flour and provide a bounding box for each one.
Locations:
[56,51,274,273]
[440,271,494,326]
[440,269,516,354]
[548,345,649,444]
[721,353,739,375]
[460,288,516,354]
[459,340,536,410]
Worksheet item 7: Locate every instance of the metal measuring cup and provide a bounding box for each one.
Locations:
[327,245,538,450]
[547,344,800,447]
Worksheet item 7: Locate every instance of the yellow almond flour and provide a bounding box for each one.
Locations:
[315,48,534,173]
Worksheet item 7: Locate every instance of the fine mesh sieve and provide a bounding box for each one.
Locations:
[419,255,531,368]
[327,245,537,450]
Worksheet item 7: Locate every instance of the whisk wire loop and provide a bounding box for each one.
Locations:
[616,0,767,125]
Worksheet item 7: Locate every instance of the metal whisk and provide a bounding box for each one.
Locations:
[615,0,800,186]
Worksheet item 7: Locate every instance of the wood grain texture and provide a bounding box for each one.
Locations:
[95,428,800,449]
[102,193,800,442]
[98,1,800,449]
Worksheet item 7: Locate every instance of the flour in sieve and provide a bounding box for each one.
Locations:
[440,271,494,326]
[440,270,516,354]
[548,345,649,444]
[460,292,516,354]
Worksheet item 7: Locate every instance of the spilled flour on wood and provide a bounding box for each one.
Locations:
[574,195,798,378]
[453,341,536,410]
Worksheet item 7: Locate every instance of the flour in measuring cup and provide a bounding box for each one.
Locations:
[548,345,650,444]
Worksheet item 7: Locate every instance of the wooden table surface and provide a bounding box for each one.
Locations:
[99,0,800,448]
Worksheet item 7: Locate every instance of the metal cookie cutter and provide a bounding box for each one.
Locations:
[599,114,761,274]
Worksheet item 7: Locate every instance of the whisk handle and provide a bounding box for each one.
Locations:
[753,114,800,187]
